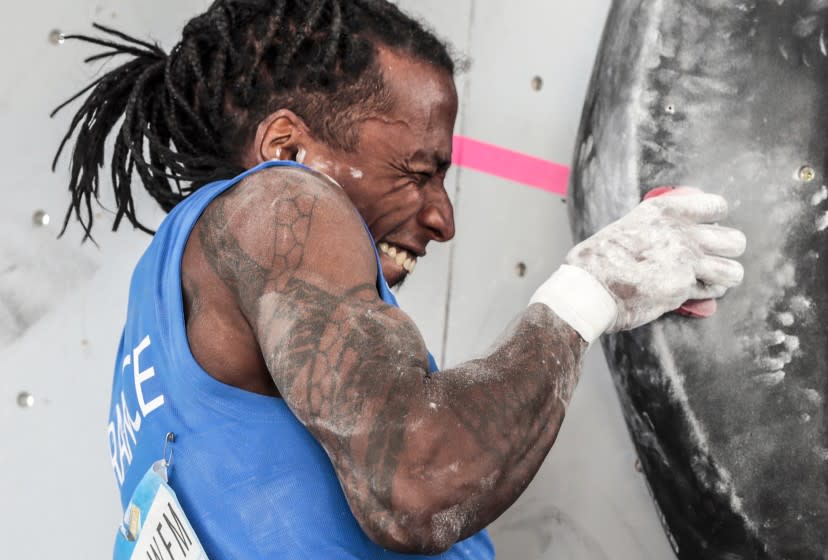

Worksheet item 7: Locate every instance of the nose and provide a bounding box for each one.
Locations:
[418,183,455,242]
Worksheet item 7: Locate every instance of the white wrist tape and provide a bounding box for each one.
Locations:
[529,265,618,344]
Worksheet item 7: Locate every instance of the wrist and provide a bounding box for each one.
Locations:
[529,265,618,344]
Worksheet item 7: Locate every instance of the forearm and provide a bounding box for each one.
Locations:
[420,304,587,540]
[288,297,587,553]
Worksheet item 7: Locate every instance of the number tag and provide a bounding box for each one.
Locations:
[114,461,209,560]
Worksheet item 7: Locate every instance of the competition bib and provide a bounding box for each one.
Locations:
[114,442,208,559]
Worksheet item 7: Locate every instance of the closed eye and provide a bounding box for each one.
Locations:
[393,161,438,187]
[413,172,432,186]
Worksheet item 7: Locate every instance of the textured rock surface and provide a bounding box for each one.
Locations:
[570,1,828,558]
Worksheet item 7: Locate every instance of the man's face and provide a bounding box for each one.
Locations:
[302,48,459,287]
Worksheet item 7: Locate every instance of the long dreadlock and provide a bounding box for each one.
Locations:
[53,0,455,241]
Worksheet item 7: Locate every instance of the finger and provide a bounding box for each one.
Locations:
[688,282,729,300]
[691,224,748,258]
[695,256,745,288]
[646,193,729,223]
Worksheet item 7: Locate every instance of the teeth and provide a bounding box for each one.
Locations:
[378,242,418,274]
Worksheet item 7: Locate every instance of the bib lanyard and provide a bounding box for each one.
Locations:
[113,433,210,560]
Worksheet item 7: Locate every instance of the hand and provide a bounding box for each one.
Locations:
[566,190,747,332]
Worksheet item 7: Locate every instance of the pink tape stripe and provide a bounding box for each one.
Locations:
[452,135,570,197]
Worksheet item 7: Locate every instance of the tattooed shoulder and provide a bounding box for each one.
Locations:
[197,166,375,310]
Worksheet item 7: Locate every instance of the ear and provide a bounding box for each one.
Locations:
[251,109,310,164]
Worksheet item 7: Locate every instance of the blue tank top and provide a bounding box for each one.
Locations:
[106,160,494,559]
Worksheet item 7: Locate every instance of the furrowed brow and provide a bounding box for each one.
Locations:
[407,149,452,172]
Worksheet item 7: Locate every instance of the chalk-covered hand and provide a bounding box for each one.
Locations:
[531,191,747,343]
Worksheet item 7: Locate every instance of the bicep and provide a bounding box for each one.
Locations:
[256,280,430,422]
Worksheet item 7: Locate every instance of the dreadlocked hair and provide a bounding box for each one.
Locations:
[53,0,456,241]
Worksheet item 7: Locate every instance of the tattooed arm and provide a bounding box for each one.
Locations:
[198,167,588,554]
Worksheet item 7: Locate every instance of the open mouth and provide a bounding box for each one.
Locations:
[378,242,417,273]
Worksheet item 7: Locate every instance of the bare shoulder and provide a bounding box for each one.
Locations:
[195,165,378,313]
[206,165,367,260]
